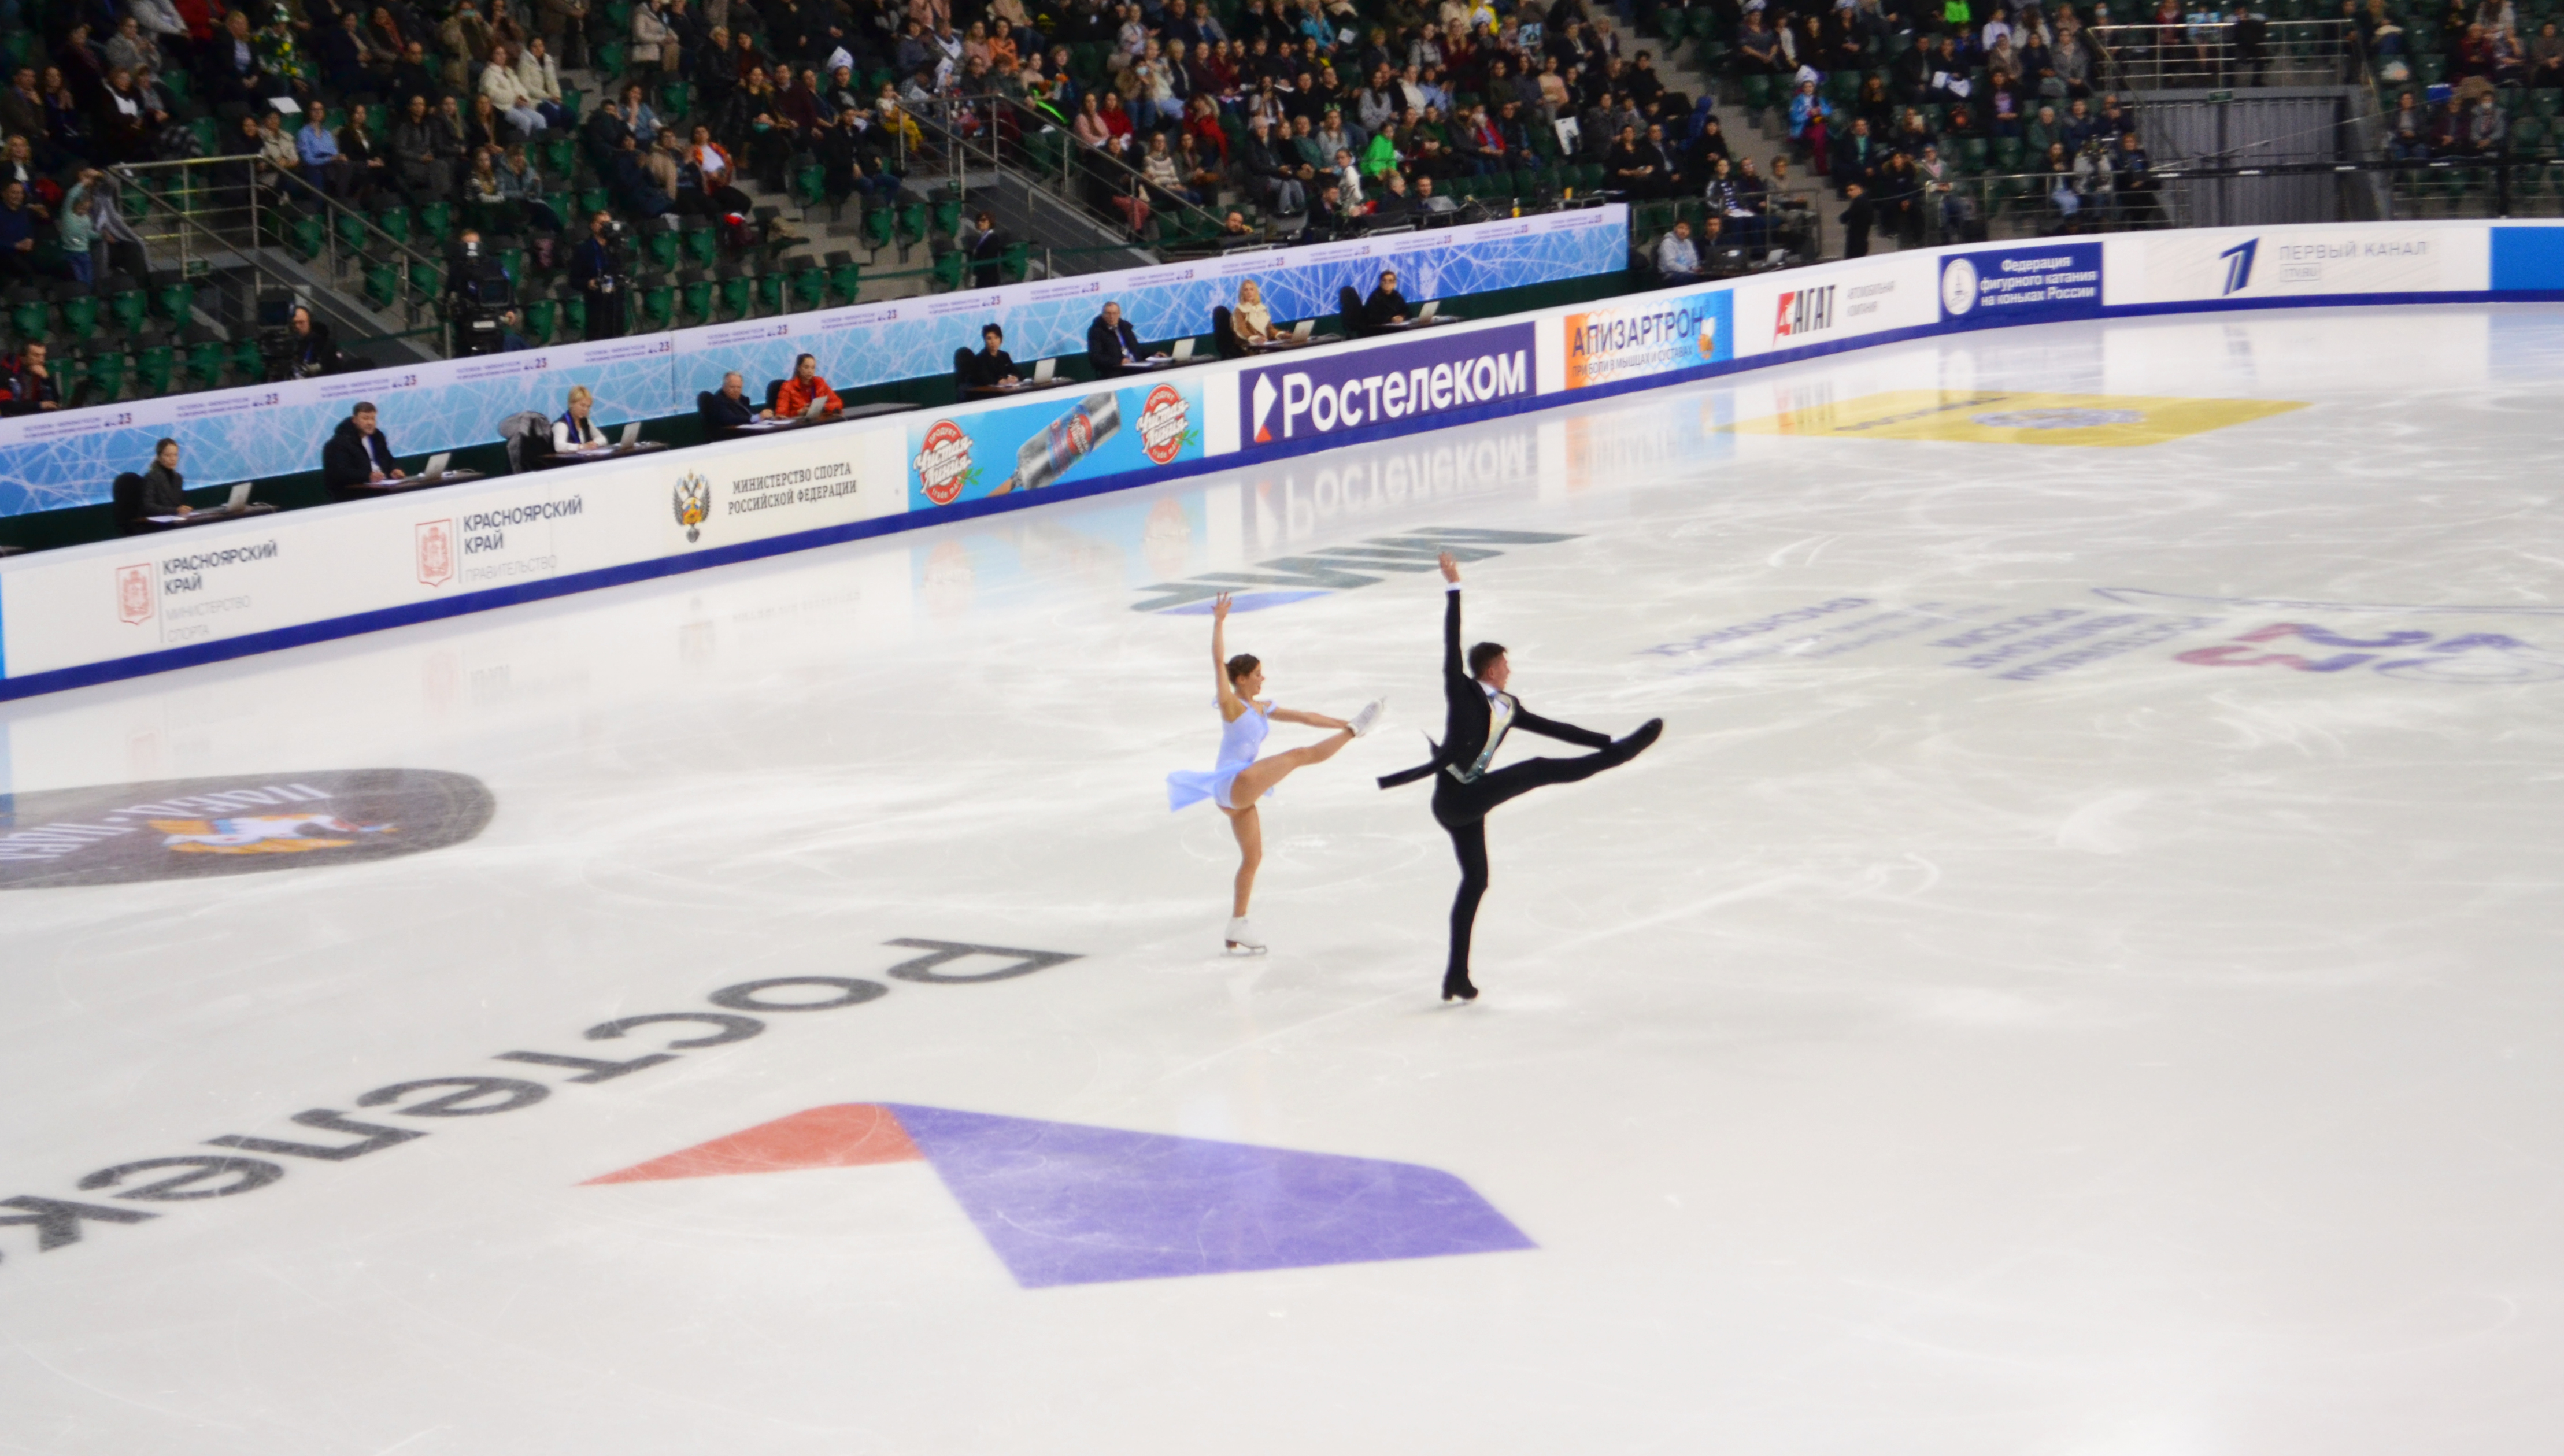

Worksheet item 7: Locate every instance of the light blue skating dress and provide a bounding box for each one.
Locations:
[1167,701,1274,811]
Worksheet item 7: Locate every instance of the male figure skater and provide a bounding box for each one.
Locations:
[1381,553,1663,1001]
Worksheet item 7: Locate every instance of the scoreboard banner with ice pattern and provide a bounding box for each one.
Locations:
[670,208,1627,408]
[0,208,1627,521]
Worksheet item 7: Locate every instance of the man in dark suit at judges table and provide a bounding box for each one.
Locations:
[322,401,406,499]
[958,323,1018,391]
[1364,268,1412,331]
[1086,301,1164,379]
[700,370,772,436]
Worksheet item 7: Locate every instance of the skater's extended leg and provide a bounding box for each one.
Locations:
[1463,718,1664,817]
[1223,728,1352,805]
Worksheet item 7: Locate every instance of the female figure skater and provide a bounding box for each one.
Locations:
[1170,592,1383,953]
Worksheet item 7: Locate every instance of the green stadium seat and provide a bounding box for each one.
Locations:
[186,338,225,390]
[56,292,99,342]
[718,269,753,319]
[523,297,558,344]
[639,276,676,331]
[134,340,175,397]
[82,350,125,403]
[826,254,863,303]
[680,273,713,324]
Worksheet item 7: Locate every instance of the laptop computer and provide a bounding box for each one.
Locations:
[1033,357,1057,383]
[420,452,452,482]
[618,422,641,447]
[801,394,830,421]
[1419,300,1440,320]
[1172,336,1196,361]
[223,481,253,511]
[1291,318,1315,340]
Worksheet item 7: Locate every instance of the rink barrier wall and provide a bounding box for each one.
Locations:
[5,219,2562,702]
[0,207,1629,521]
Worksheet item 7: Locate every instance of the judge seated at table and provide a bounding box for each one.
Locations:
[957,324,1018,391]
[1086,301,1163,377]
[700,371,772,433]
[554,384,606,453]
[775,354,843,418]
[1363,268,1411,331]
[1230,280,1279,347]
[142,438,188,519]
[323,402,405,498]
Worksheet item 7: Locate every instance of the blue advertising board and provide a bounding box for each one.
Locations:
[1937,242,2104,327]
[1237,322,1540,450]
[906,376,1205,511]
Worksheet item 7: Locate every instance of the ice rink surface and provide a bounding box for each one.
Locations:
[6,305,2564,1454]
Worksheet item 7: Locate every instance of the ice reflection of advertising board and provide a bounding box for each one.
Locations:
[1730,255,1936,357]
[2110,226,2488,306]
[906,379,1205,512]
[1556,287,1734,391]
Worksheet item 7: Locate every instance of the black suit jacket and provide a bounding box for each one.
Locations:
[321,418,399,491]
[700,388,760,431]
[1086,316,1142,377]
[1380,587,1608,788]
[1364,286,1410,330]
[958,346,1017,388]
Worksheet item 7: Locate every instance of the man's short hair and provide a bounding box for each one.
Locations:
[983,323,1004,339]
[154,436,176,452]
[1467,641,1507,678]
[353,401,377,414]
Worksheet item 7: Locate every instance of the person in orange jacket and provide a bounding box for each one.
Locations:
[774,352,842,417]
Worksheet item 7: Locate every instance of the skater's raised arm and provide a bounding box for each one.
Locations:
[1212,593,1248,721]
[1440,551,1467,689]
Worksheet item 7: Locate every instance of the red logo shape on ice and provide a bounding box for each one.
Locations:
[584,1104,923,1184]
[914,419,974,505]
[1136,384,1189,465]
[116,564,154,625]
[416,520,456,588]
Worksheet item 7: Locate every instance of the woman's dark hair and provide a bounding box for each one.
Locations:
[1225,653,1260,683]
[1467,641,1507,677]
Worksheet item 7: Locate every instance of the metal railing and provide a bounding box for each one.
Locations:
[2091,20,2365,92]
[111,154,457,355]
[949,91,1235,254]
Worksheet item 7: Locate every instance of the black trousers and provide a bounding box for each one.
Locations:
[1430,740,1638,976]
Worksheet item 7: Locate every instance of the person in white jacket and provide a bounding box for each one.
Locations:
[482,43,550,135]
[631,0,678,72]
[517,36,568,128]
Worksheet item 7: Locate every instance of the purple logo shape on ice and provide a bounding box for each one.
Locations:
[586,1102,1536,1287]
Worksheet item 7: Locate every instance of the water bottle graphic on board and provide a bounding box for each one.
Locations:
[993,392,1122,494]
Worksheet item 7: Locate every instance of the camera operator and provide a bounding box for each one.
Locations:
[447,228,520,355]
[569,209,627,342]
